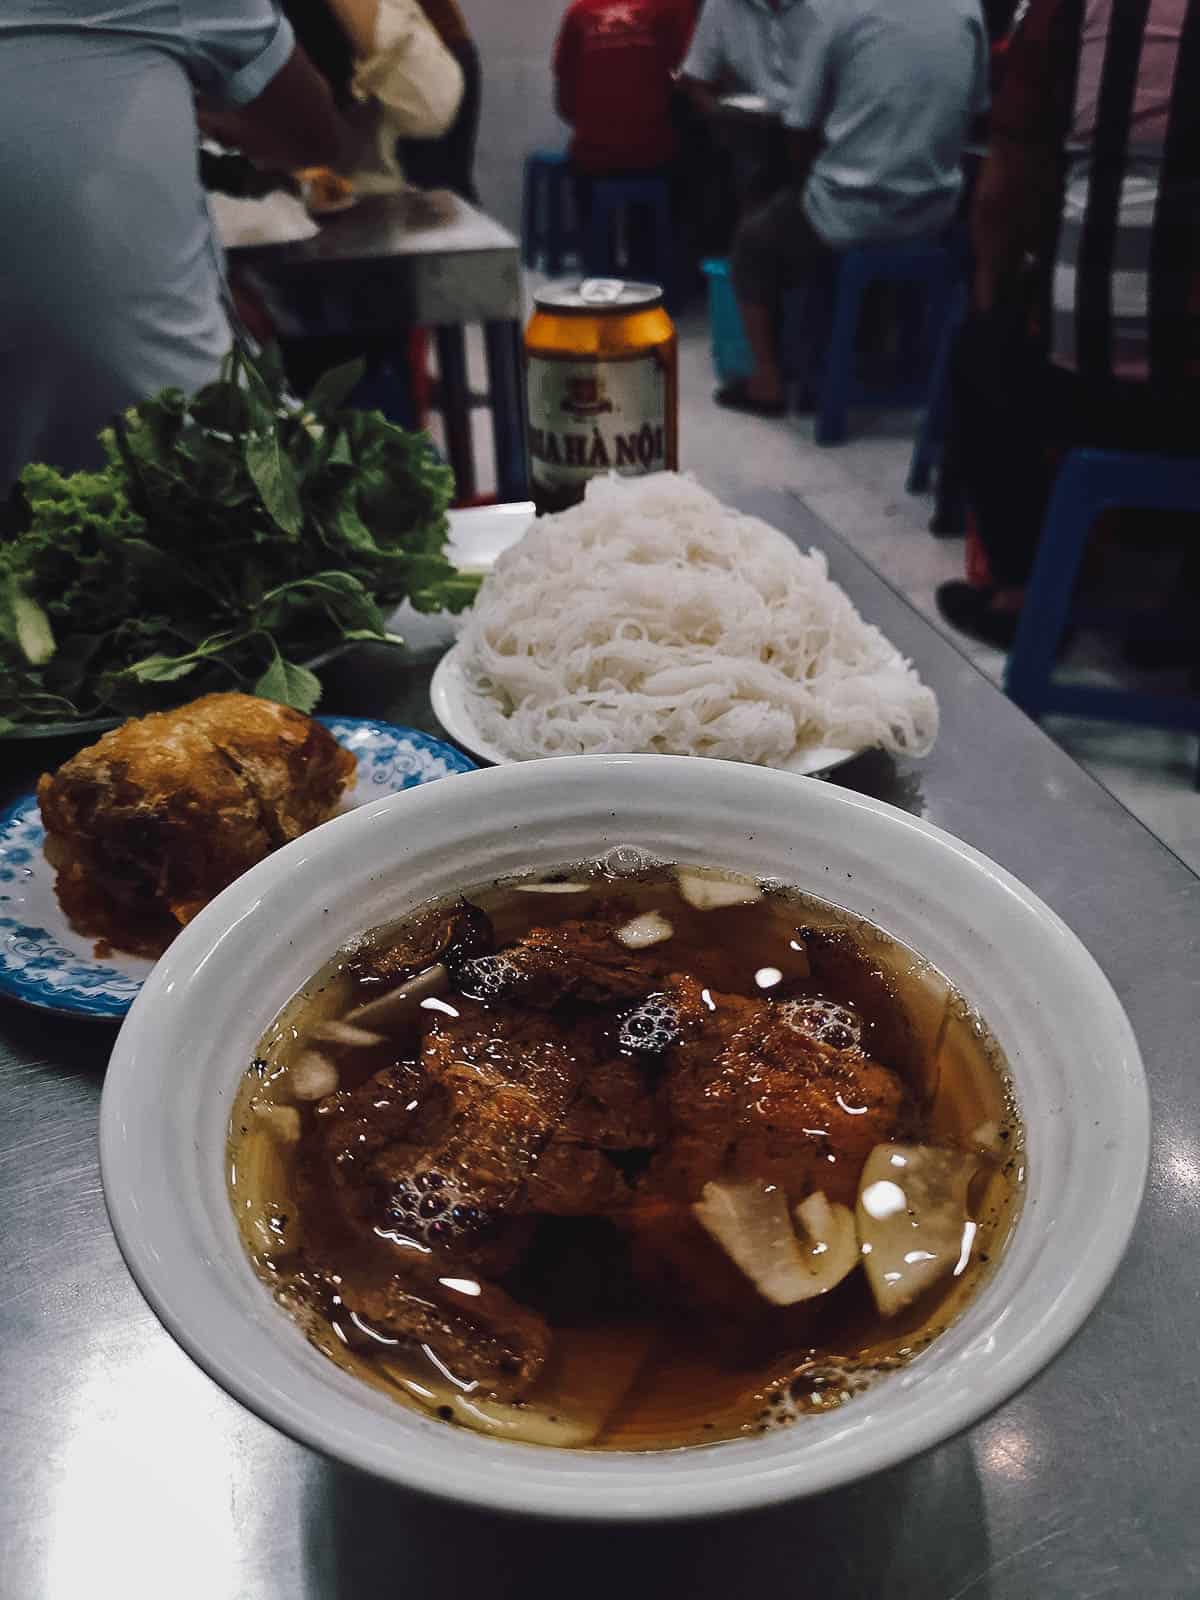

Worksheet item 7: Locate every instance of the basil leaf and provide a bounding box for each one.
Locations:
[255,651,322,712]
[307,359,366,419]
[124,653,202,683]
[244,428,303,536]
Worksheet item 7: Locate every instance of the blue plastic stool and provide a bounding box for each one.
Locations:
[805,238,957,446]
[908,281,967,493]
[702,258,753,382]
[1005,449,1200,747]
[522,151,576,274]
[583,175,673,299]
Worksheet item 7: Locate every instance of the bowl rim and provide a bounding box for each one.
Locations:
[99,754,1150,1520]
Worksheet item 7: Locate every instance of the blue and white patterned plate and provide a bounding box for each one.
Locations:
[0,718,475,1020]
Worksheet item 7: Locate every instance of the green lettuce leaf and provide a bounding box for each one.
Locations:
[0,345,467,730]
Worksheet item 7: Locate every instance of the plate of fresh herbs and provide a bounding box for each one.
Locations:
[0,347,477,738]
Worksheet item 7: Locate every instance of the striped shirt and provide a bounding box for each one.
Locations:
[995,0,1200,382]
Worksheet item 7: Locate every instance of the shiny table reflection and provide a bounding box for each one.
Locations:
[2,486,1197,1598]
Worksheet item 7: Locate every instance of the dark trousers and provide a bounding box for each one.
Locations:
[730,187,832,305]
[954,311,1198,587]
[400,37,481,203]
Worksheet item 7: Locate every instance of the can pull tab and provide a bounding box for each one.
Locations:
[579,278,626,305]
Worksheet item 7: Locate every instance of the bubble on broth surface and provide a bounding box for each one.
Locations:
[598,845,662,879]
[760,1356,910,1428]
[383,1171,487,1249]
[455,953,524,1000]
[618,992,682,1054]
[779,998,863,1052]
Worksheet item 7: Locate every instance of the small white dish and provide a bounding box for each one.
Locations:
[430,642,864,773]
[445,501,534,574]
[99,754,1148,1519]
[0,719,474,1019]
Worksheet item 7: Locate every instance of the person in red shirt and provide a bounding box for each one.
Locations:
[554,0,694,176]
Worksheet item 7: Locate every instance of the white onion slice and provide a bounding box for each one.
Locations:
[310,1019,386,1049]
[384,1326,651,1447]
[290,1051,339,1102]
[856,1143,979,1316]
[794,1192,860,1288]
[676,870,763,911]
[513,881,592,894]
[693,1182,858,1305]
[615,911,674,949]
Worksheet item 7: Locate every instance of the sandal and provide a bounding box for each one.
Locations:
[935,582,1020,650]
[714,380,786,418]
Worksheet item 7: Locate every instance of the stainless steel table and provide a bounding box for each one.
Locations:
[232,190,526,503]
[3,487,1197,1599]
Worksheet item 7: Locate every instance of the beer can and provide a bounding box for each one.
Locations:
[525,277,679,515]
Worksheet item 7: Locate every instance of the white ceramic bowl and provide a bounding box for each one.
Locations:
[100,755,1149,1521]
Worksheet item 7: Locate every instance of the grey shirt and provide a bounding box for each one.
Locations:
[0,0,294,489]
[681,0,810,114]
[784,0,989,248]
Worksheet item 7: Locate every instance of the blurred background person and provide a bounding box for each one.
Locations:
[400,0,481,201]
[680,0,808,115]
[554,0,696,274]
[679,0,810,251]
[716,0,989,416]
[0,0,340,492]
[555,0,694,182]
[936,0,1200,649]
[281,0,466,195]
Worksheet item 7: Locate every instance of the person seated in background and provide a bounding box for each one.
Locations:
[936,0,1200,649]
[0,0,341,492]
[679,0,810,243]
[281,0,466,197]
[554,0,696,274]
[717,0,990,416]
[680,0,809,116]
[400,0,481,202]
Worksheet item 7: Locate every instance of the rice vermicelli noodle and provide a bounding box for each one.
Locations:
[455,474,938,766]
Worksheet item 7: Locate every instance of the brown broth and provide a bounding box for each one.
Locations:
[227,862,1024,1451]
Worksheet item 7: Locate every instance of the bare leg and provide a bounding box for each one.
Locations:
[739,299,786,407]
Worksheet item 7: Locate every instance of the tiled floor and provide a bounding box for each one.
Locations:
[435,288,1200,875]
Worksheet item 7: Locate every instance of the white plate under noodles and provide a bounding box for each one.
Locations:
[442,474,938,770]
[432,647,863,774]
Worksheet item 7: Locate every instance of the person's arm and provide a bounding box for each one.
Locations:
[971,140,1058,311]
[196,46,344,169]
[680,73,723,119]
[786,127,821,188]
[970,0,1072,310]
[186,1,346,169]
[678,0,725,116]
[554,9,580,125]
[779,1,835,162]
[323,0,379,59]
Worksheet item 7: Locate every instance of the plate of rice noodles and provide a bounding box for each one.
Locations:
[431,474,938,776]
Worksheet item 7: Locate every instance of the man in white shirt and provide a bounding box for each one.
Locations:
[679,0,812,264]
[0,0,342,490]
[680,0,810,114]
[717,0,989,415]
